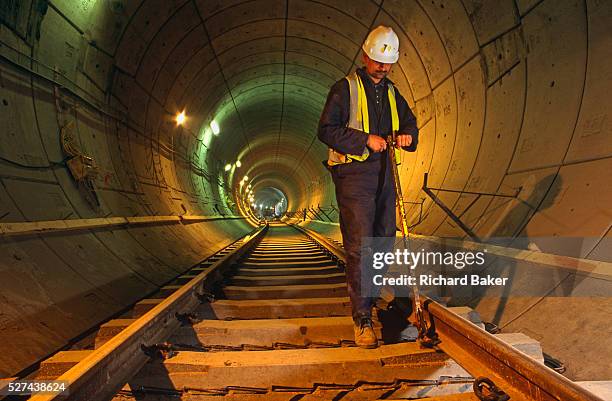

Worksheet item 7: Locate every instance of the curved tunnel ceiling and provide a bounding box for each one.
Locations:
[111,0,356,214]
[103,0,610,253]
[0,0,608,250]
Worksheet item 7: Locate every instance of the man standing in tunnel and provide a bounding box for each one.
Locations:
[317,26,419,348]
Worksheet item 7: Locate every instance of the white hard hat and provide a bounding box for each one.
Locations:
[362,25,400,64]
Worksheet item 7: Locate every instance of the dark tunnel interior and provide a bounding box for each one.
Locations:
[0,0,611,384]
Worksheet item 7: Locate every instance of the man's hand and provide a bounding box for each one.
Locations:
[396,134,413,147]
[367,134,387,152]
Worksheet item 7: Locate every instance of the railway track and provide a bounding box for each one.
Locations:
[13,222,604,401]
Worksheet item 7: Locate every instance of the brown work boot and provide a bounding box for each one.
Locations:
[354,317,378,348]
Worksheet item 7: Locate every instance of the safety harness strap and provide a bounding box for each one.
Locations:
[387,84,402,165]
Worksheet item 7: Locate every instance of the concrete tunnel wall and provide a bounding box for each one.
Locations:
[0,0,611,379]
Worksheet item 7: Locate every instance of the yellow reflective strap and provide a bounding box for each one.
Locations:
[388,86,399,132]
[356,76,369,133]
[345,75,370,162]
[388,85,401,165]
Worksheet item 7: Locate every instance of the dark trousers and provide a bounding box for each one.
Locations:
[331,155,396,324]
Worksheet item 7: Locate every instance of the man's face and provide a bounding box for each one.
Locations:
[363,53,393,81]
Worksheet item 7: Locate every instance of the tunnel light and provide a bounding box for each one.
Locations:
[243,175,248,181]
[235,160,242,168]
[248,184,252,188]
[210,120,220,135]
[176,110,186,125]
[224,163,232,171]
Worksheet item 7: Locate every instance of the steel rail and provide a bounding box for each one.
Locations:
[291,223,604,401]
[291,223,346,265]
[423,299,604,401]
[30,225,268,401]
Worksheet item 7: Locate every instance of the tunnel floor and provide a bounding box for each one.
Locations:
[16,223,605,401]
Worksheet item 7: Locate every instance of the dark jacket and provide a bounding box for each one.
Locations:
[317,67,419,164]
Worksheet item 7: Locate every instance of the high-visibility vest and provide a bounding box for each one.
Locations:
[327,72,401,166]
